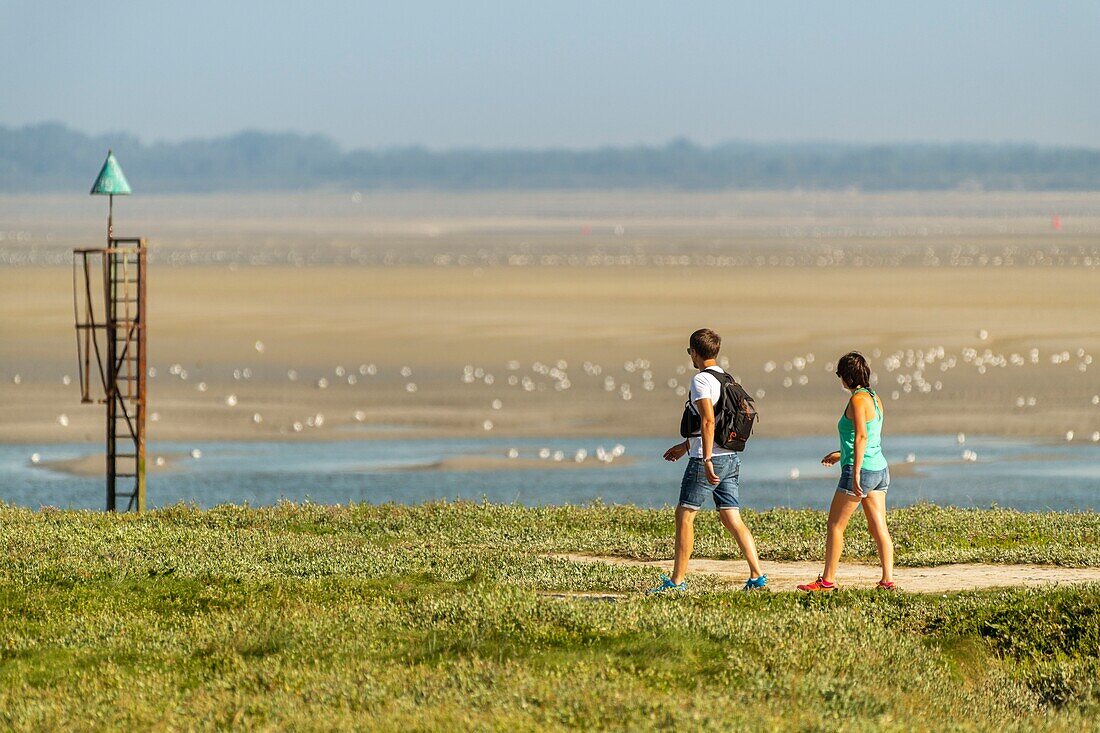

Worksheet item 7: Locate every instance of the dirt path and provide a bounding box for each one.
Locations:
[558,554,1100,593]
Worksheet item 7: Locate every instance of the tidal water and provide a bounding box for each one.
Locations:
[1,435,1097,512]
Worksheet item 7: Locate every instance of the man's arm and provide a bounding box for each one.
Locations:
[663,439,690,461]
[695,397,720,484]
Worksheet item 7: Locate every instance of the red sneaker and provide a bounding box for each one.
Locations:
[797,576,838,592]
[877,580,898,591]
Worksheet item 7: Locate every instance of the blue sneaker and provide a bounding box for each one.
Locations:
[647,573,686,595]
[742,574,768,591]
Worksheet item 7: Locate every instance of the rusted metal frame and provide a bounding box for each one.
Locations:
[134,242,147,512]
[88,253,110,399]
[73,253,91,402]
[114,381,137,439]
[111,308,138,373]
[107,246,140,434]
[105,248,118,512]
[106,248,129,510]
[122,253,132,401]
[74,236,147,512]
[107,237,143,249]
[73,252,111,402]
[105,239,147,512]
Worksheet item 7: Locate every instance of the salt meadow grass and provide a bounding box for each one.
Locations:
[2,502,1099,730]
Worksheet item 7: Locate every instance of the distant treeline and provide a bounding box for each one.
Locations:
[3,122,1100,192]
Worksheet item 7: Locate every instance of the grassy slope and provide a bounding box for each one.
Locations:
[1,502,1099,731]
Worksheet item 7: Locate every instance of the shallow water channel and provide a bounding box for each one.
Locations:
[2,435,1097,512]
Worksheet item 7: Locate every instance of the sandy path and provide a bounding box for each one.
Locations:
[558,554,1100,593]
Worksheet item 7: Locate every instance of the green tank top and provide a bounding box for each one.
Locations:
[838,388,888,470]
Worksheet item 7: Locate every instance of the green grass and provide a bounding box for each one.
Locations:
[1,502,1099,731]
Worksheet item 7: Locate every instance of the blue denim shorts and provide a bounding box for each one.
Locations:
[836,464,890,497]
[678,454,741,510]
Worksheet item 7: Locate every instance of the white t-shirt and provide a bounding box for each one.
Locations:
[687,366,735,458]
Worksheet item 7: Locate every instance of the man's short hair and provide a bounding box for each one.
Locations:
[835,351,871,389]
[689,329,721,360]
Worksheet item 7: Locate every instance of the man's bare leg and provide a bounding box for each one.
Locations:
[671,505,698,584]
[719,508,763,579]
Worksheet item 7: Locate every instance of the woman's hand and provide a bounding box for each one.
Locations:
[851,476,864,498]
[704,460,721,485]
[663,442,688,462]
[821,451,841,467]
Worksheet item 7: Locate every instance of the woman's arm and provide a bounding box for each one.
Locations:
[850,393,872,496]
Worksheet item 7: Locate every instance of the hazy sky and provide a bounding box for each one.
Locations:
[2,1,1098,149]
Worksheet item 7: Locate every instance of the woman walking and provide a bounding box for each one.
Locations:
[798,351,896,591]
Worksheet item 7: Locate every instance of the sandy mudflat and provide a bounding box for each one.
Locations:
[558,554,1100,594]
[3,265,1097,446]
[385,454,636,472]
[33,453,185,477]
[2,191,1098,446]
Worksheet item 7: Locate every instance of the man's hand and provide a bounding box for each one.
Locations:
[704,459,720,485]
[821,451,841,467]
[663,442,688,462]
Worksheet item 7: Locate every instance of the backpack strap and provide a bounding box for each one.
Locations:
[690,368,729,414]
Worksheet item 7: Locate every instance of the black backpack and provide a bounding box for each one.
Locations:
[679,370,759,451]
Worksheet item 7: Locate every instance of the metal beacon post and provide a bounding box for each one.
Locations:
[72,151,148,512]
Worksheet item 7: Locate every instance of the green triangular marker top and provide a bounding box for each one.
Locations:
[90,150,132,196]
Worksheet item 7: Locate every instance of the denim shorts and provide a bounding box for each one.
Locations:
[836,464,890,497]
[678,454,741,510]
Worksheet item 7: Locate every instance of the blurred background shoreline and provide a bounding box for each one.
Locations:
[2,190,1097,450]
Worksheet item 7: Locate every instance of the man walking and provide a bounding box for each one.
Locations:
[649,328,767,593]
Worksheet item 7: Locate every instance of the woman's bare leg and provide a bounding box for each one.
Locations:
[861,492,894,584]
[823,491,861,584]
